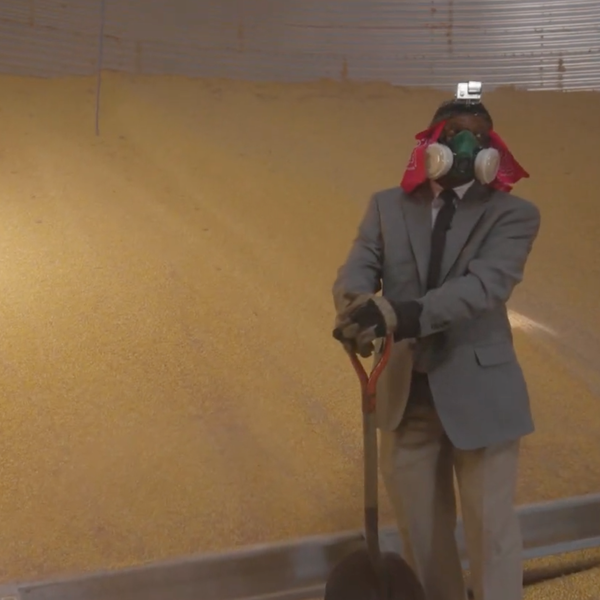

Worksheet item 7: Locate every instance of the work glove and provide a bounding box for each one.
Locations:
[334,293,398,358]
[334,293,424,357]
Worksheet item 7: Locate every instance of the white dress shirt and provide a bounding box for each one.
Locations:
[430,179,474,227]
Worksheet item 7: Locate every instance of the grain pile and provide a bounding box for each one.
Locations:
[0,74,598,587]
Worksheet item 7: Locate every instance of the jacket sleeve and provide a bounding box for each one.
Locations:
[415,200,541,337]
[332,194,383,313]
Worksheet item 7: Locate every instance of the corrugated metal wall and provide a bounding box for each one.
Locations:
[0,0,599,90]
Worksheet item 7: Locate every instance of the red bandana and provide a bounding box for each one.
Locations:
[400,120,529,194]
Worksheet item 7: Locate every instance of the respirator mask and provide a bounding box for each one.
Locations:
[425,129,500,185]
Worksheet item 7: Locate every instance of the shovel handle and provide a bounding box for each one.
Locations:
[333,329,394,414]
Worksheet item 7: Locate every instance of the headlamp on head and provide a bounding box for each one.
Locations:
[455,81,483,104]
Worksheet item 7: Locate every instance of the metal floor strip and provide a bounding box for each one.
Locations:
[7,493,600,600]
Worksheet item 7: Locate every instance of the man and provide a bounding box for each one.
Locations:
[332,85,540,600]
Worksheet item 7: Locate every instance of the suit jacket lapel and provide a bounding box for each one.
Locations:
[439,182,491,284]
[400,184,432,293]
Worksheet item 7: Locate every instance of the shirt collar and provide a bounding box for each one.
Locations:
[430,179,475,204]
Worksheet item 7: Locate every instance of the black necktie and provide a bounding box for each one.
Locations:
[427,189,456,291]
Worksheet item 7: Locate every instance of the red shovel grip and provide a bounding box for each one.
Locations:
[336,333,394,414]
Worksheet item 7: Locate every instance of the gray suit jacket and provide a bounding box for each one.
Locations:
[332,182,541,450]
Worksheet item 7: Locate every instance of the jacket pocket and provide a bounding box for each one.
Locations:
[474,341,516,367]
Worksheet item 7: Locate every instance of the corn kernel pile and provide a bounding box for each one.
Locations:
[0,74,598,592]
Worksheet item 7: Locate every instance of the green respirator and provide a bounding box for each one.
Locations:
[425,129,500,184]
[447,130,481,179]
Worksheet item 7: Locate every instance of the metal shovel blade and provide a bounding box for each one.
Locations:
[324,548,425,600]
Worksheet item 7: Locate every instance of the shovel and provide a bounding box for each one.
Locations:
[326,331,426,600]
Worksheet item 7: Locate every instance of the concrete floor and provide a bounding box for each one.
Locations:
[0,74,599,595]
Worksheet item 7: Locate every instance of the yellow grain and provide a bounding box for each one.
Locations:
[0,74,597,587]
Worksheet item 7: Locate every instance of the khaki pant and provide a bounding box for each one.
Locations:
[379,374,523,600]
